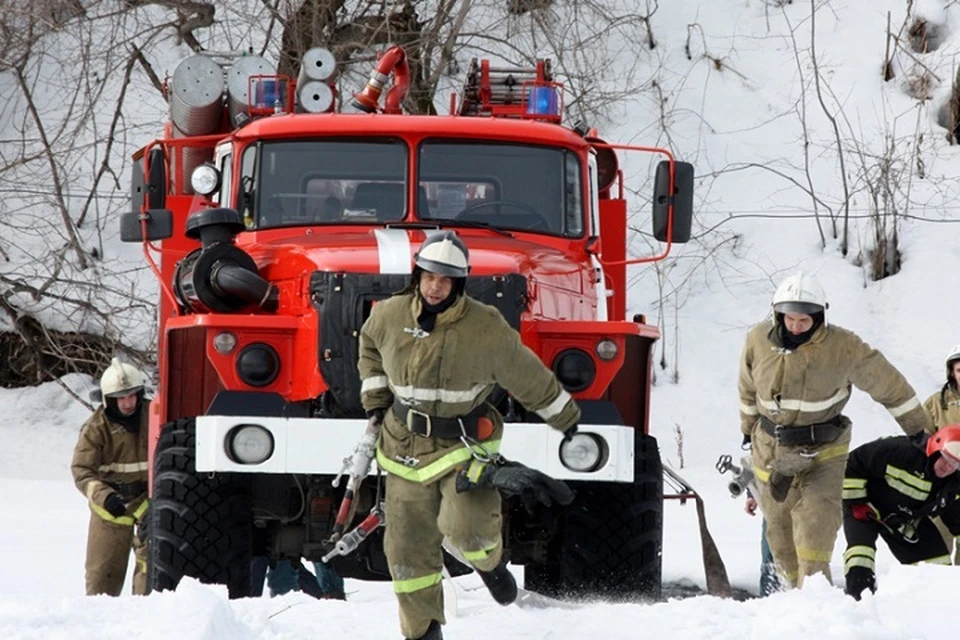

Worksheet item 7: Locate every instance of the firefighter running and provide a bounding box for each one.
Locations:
[738,271,932,588]
[841,426,960,599]
[70,358,150,596]
[357,231,579,640]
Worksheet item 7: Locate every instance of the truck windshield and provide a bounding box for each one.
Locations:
[417,141,584,237]
[249,139,407,228]
[245,138,584,237]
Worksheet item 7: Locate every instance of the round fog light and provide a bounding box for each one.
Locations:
[213,331,237,354]
[596,338,618,361]
[559,433,605,472]
[227,424,274,464]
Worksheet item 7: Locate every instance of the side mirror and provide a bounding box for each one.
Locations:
[131,147,167,211]
[120,209,173,242]
[652,160,694,243]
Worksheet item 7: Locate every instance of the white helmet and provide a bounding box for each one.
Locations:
[414,231,470,278]
[772,271,828,315]
[944,344,960,379]
[100,357,145,399]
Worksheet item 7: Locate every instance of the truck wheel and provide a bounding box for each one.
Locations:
[524,433,662,600]
[148,418,252,598]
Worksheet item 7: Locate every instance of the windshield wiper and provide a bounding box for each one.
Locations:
[415,218,514,237]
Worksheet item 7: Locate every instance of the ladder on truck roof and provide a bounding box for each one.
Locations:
[457,58,561,122]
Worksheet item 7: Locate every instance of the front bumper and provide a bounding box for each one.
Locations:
[194,416,635,482]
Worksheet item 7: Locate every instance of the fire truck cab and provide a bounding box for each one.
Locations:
[123,47,693,600]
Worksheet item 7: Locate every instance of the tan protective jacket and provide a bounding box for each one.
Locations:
[738,322,930,436]
[359,292,580,484]
[71,404,150,525]
[923,385,960,431]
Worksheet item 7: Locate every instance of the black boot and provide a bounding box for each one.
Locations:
[844,566,876,601]
[407,620,442,640]
[477,560,518,605]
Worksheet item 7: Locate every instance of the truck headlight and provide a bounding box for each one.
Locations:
[552,349,596,392]
[559,432,606,472]
[236,343,280,387]
[226,424,274,464]
[190,163,221,196]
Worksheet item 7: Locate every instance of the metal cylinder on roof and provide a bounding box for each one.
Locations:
[298,47,337,84]
[169,55,224,136]
[296,80,334,113]
[226,55,276,123]
[169,124,214,195]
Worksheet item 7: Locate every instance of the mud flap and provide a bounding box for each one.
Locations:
[663,465,732,598]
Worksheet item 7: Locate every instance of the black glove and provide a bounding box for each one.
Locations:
[365,408,386,425]
[104,492,127,518]
[562,425,579,443]
[741,434,752,450]
[456,460,575,511]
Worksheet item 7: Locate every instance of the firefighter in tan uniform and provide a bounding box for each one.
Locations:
[923,344,960,430]
[921,343,960,559]
[71,358,150,596]
[357,231,579,640]
[738,272,931,588]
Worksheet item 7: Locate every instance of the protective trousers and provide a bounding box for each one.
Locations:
[84,513,147,596]
[842,512,950,596]
[753,424,850,587]
[385,469,502,639]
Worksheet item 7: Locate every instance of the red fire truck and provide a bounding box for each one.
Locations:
[122,46,694,600]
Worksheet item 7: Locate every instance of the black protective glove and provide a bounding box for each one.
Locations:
[741,434,752,451]
[365,408,386,424]
[562,424,579,443]
[104,492,127,518]
[456,460,575,512]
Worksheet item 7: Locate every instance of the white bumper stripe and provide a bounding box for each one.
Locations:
[194,415,634,481]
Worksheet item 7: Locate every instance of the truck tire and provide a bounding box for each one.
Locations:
[148,418,252,598]
[524,433,662,600]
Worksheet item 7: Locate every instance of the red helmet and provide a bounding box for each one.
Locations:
[926,425,960,464]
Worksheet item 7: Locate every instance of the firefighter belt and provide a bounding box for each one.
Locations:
[760,415,846,446]
[392,400,486,439]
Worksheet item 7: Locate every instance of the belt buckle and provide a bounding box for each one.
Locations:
[774,424,785,443]
[406,407,432,437]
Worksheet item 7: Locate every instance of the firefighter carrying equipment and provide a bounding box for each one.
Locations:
[100,357,145,398]
[392,399,491,439]
[759,414,847,446]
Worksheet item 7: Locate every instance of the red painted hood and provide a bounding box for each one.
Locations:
[243,228,587,284]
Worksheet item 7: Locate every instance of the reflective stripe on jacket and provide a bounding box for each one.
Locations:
[738,321,930,437]
[71,404,150,524]
[843,435,960,533]
[360,292,580,484]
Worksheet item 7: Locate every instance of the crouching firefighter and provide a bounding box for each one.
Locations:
[71,357,150,596]
[841,426,960,600]
[353,231,579,640]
